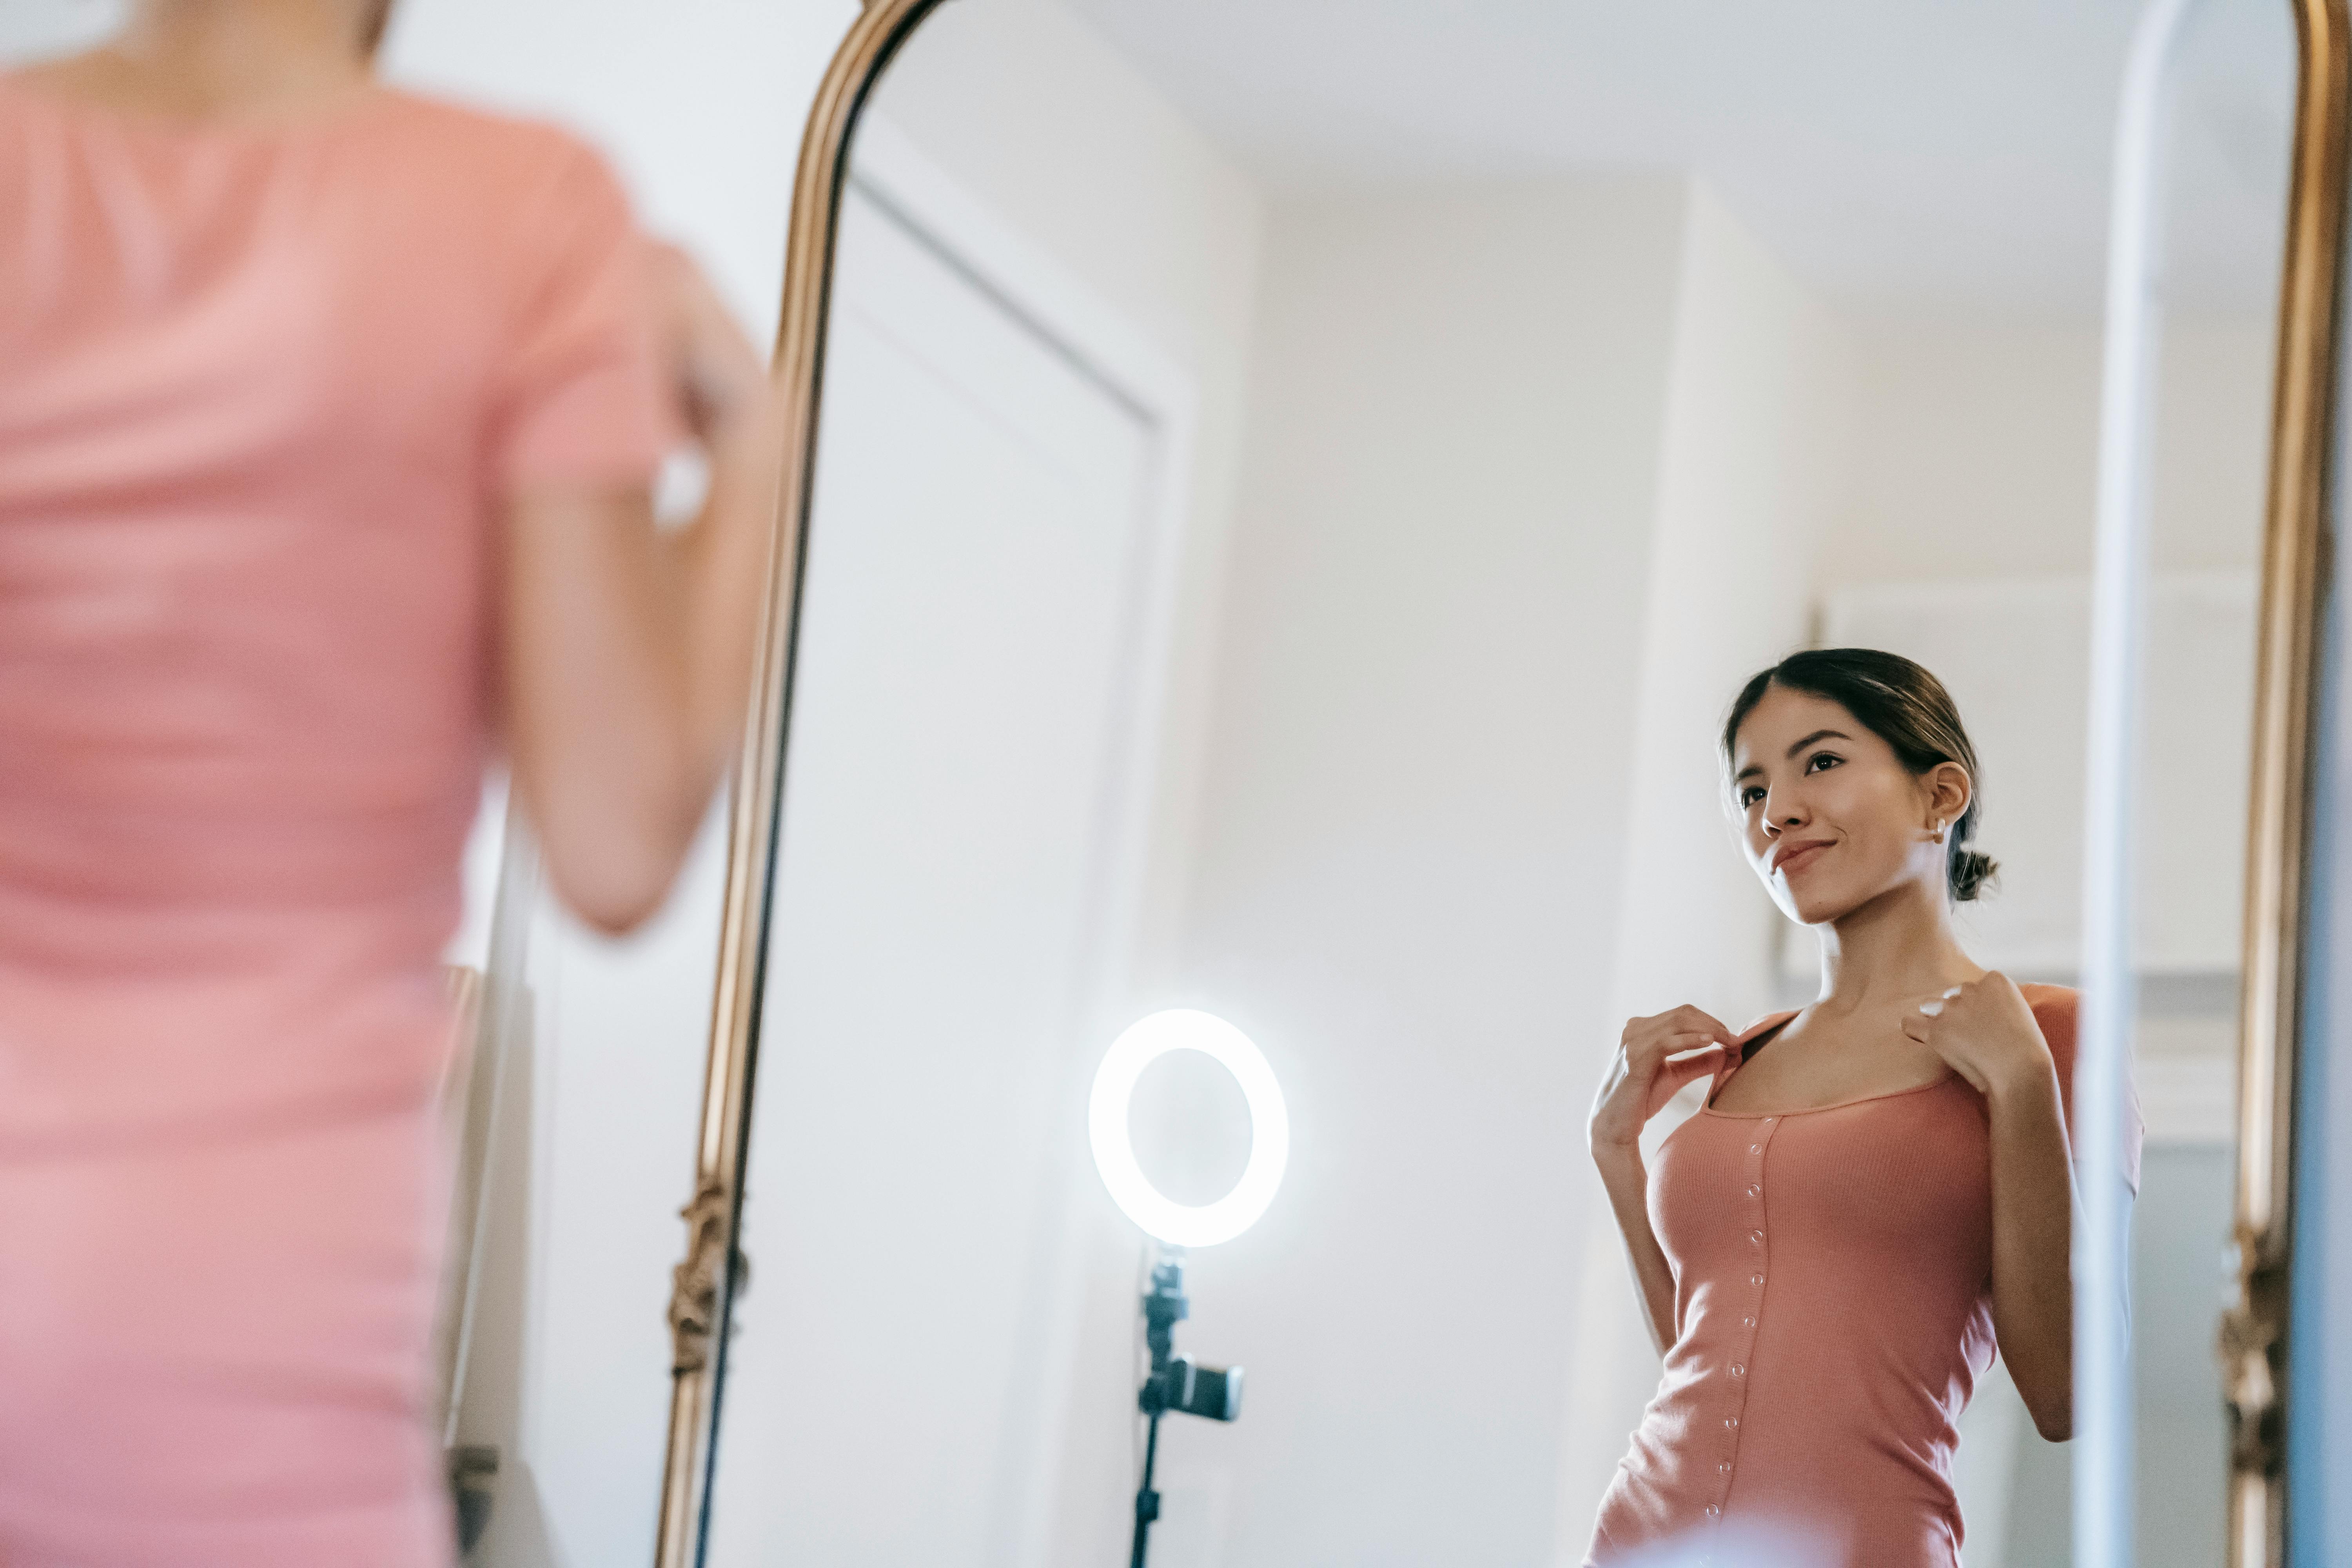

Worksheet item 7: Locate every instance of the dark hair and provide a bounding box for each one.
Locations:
[1721,648,1998,903]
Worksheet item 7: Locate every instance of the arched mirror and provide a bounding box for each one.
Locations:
[659,4,2349,1567]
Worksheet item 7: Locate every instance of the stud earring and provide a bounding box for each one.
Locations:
[1931,820,1946,843]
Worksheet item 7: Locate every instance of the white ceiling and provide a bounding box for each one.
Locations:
[1061,0,2299,319]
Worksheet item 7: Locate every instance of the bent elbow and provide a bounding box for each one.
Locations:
[525,766,714,937]
[543,828,693,937]
[2030,1402,2074,1444]
[566,880,671,938]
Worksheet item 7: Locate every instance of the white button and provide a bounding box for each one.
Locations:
[1762,1118,1775,1127]
[1750,1273,1764,1286]
[1749,1143,1761,1154]
[1730,1363,1746,1377]
[1719,1461,1733,1473]
[1742,1315,1755,1328]
[1749,1229,1765,1244]
[1704,1504,1722,1519]
[1725,1416,1739,1429]
[1746,1184,1761,1198]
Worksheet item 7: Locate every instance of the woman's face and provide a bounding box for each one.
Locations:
[1727,684,1967,926]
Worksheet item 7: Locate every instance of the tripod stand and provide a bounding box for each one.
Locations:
[1130,1247,1243,1568]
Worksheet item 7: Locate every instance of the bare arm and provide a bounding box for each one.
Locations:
[503,248,781,934]
[1595,1147,1679,1355]
[1905,974,2082,1441]
[1588,1005,1735,1358]
[1982,1054,2080,1441]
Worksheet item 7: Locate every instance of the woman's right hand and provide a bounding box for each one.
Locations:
[645,240,777,456]
[1587,1005,1739,1161]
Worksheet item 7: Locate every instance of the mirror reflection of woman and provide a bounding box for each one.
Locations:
[1584,650,2142,1567]
[0,1,776,1561]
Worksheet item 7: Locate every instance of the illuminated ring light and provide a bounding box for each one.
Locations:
[1088,1009,1289,1248]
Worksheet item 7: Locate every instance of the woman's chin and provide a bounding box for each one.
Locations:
[1780,884,1862,928]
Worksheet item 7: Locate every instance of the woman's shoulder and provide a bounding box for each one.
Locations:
[354,91,645,278]
[2017,980,2077,1017]
[369,89,622,189]
[2016,980,2078,1056]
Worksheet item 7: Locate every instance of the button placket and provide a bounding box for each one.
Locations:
[1715,1114,1780,1517]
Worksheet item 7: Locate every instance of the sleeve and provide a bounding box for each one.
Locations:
[2035,989,2145,1195]
[491,138,684,489]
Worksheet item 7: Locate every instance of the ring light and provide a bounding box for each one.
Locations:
[1088,1009,1289,1247]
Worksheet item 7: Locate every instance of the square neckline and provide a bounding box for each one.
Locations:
[1699,1011,1960,1119]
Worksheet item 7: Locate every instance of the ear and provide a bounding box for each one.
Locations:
[1923,760,1972,829]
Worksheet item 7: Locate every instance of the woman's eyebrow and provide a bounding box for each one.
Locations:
[1733,729,1853,785]
[1786,728,1850,758]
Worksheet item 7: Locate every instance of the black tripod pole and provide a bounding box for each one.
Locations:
[1130,1408,1163,1568]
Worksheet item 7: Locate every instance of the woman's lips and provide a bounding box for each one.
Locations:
[1776,840,1832,878]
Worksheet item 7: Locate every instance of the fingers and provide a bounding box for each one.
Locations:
[1668,1004,1737,1043]
[1646,1045,1730,1117]
[1660,1044,1728,1084]
[1622,1005,1737,1058]
[647,240,772,445]
[1632,1030,1730,1066]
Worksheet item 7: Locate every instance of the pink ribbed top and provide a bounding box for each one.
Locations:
[1589,985,2142,1568]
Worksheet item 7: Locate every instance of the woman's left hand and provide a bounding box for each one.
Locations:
[1901,972,2053,1098]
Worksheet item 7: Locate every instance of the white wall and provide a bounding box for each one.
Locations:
[1817,319,2273,590]
[1553,181,1860,1553]
[1167,177,1693,1568]
[870,0,1265,993]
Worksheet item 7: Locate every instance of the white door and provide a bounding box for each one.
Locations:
[703,176,1159,1564]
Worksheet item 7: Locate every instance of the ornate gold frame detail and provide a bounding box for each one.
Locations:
[2227,3,2351,1565]
[652,1,952,1563]
[647,0,2352,1561]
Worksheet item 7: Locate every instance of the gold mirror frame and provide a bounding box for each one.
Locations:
[649,2,2352,1563]
[652,2,952,1560]
[2228,4,2350,1563]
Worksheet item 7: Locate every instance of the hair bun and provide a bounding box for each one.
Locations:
[1950,848,1999,903]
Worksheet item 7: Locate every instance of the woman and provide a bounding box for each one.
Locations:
[0,1,776,1561]
[1584,649,2141,1567]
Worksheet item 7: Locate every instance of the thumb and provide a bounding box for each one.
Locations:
[1648,1045,1728,1112]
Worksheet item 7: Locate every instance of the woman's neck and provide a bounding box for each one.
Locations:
[25,0,375,120]
[1811,877,1984,1014]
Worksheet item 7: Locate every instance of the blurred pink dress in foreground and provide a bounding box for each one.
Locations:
[0,78,667,1564]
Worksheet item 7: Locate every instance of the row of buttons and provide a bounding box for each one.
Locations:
[1706,1115,1780,1529]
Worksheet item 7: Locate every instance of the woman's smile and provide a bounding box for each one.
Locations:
[1772,837,1836,878]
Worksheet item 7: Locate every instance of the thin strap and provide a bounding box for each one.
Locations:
[1740,1014,1797,1063]
[1705,1012,1797,1110]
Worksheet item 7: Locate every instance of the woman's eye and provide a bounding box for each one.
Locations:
[1805,751,1842,774]
[1739,786,1765,808]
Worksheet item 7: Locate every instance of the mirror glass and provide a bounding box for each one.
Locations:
[706,4,2298,1568]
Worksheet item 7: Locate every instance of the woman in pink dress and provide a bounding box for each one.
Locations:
[0,2,778,1561]
[1584,649,2142,1566]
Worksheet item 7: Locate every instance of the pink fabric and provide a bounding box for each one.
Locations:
[1589,985,2144,1568]
[0,77,670,1564]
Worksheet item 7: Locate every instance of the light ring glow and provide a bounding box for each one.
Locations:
[1088,1009,1289,1247]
